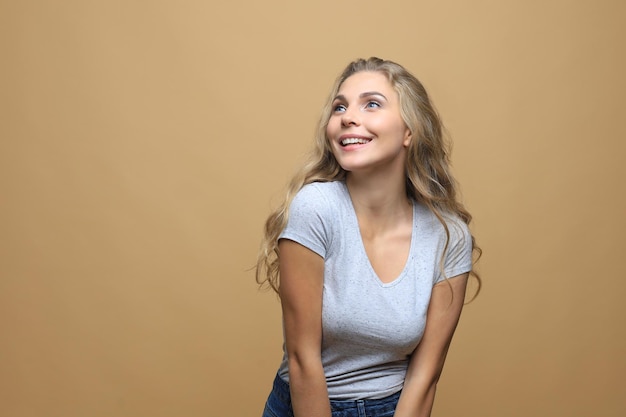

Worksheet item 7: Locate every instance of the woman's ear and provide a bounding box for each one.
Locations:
[403,129,412,147]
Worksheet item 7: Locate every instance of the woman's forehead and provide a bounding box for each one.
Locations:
[339,71,393,92]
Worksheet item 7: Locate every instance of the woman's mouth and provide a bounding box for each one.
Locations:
[340,137,371,146]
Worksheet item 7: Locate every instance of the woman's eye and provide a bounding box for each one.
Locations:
[365,101,381,109]
[333,104,346,112]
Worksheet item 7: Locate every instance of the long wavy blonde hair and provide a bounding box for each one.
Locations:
[256,57,481,297]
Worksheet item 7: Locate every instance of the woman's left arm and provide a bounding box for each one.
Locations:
[393,272,469,417]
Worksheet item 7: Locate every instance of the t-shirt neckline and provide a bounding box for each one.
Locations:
[339,181,417,287]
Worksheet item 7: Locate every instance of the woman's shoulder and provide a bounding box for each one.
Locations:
[288,181,348,226]
[300,180,345,193]
[414,203,470,237]
[282,181,346,252]
[296,181,347,203]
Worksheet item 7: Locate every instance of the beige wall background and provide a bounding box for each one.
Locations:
[1,1,624,416]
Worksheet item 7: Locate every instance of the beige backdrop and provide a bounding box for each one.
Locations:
[1,1,625,416]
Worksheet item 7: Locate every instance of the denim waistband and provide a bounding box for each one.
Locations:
[270,373,401,411]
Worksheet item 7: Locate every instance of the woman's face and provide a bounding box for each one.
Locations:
[326,71,411,175]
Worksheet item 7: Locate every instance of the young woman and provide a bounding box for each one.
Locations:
[257,57,481,417]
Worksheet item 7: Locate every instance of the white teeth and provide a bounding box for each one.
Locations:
[341,138,370,146]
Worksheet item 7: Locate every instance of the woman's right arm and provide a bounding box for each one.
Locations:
[278,238,331,417]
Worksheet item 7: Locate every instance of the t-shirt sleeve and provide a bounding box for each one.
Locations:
[438,218,474,282]
[278,184,331,258]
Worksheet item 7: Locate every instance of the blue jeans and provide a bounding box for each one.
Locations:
[262,373,401,417]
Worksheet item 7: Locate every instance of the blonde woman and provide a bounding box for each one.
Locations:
[257,57,481,417]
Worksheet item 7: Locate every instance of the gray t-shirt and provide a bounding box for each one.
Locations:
[277,181,473,400]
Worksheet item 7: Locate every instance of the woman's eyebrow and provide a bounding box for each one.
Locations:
[332,92,388,101]
[360,91,387,100]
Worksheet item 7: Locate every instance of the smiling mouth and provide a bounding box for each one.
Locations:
[341,137,371,146]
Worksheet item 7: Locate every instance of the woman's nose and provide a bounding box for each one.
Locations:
[341,107,360,127]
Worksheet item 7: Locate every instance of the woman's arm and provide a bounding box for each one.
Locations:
[394,272,469,417]
[278,239,331,417]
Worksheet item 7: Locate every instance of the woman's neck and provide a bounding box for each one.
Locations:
[345,170,411,220]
